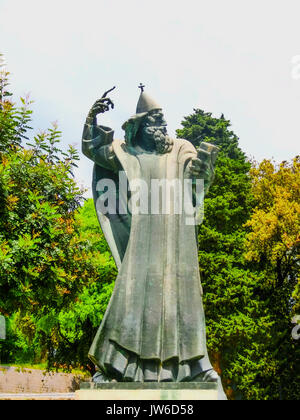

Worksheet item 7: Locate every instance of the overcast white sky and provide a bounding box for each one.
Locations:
[1,0,299,195]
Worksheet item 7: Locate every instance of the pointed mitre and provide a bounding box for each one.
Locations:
[122,90,162,132]
[136,91,162,114]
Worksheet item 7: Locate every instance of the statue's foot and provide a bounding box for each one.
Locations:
[193,369,219,383]
[92,371,111,383]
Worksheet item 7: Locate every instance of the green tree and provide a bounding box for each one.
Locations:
[50,199,117,371]
[245,157,300,400]
[177,109,275,400]
[0,56,105,368]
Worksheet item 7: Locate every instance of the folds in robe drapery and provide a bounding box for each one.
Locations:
[89,138,207,382]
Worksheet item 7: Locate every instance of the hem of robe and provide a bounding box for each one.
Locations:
[89,339,206,383]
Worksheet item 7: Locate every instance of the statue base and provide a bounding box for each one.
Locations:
[76,382,218,400]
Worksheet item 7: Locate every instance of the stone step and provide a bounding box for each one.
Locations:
[0,392,76,400]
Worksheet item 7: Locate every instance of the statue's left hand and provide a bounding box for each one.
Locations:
[88,97,114,119]
[189,151,211,179]
[87,86,116,119]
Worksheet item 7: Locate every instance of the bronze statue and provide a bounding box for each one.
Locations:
[82,86,221,385]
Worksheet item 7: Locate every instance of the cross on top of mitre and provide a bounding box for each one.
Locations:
[135,84,162,114]
[138,83,145,93]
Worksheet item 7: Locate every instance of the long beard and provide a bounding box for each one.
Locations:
[144,126,173,154]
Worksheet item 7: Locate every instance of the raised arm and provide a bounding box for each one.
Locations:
[82,88,120,172]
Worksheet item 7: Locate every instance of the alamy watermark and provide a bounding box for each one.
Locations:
[96,171,205,226]
[292,315,300,341]
[0,315,5,340]
[291,55,300,80]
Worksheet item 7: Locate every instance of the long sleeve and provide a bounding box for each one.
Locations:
[82,117,120,172]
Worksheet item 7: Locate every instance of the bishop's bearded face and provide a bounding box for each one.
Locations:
[138,109,173,154]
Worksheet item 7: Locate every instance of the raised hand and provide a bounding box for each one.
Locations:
[189,150,211,180]
[87,87,116,119]
[189,143,219,192]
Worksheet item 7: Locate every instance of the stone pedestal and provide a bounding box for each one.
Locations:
[76,382,218,400]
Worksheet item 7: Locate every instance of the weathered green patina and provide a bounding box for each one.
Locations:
[82,88,219,384]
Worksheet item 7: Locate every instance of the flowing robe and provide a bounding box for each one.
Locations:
[82,122,213,382]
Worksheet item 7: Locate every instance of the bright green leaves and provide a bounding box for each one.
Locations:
[177,108,275,399]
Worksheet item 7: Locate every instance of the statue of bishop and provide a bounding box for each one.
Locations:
[82,86,222,387]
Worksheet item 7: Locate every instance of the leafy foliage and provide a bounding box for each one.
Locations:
[177,109,276,400]
[245,158,300,289]
[0,56,31,150]
[0,58,116,370]
[177,109,244,159]
[245,157,300,399]
[49,199,117,370]
[0,56,299,397]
